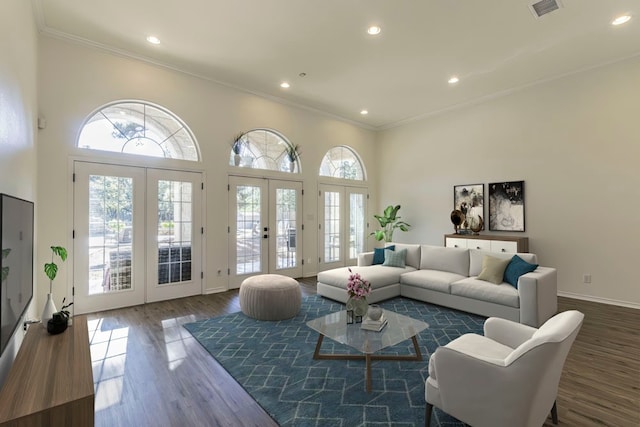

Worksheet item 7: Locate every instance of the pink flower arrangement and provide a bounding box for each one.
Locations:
[347,268,371,299]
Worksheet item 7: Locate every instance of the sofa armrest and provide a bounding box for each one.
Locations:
[517,266,558,327]
[484,317,537,349]
[357,252,374,266]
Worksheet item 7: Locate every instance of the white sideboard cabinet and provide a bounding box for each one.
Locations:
[444,234,529,253]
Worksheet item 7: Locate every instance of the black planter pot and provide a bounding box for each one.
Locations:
[47,316,68,335]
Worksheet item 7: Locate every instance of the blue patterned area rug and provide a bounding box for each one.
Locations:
[184,295,485,427]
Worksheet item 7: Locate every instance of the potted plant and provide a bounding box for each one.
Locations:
[42,245,67,325]
[231,132,246,166]
[48,299,73,335]
[285,144,301,172]
[370,205,411,242]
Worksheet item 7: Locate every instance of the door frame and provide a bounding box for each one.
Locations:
[228,174,303,288]
[317,183,368,272]
[70,158,206,314]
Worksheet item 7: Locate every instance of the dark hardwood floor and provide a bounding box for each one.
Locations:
[87,278,639,427]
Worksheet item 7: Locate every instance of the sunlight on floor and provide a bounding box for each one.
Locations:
[161,314,197,370]
[88,318,129,411]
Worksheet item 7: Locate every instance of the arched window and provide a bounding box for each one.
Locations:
[319,146,365,180]
[78,101,200,161]
[229,129,300,173]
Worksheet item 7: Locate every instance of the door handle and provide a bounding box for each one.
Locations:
[263,227,268,232]
[263,234,268,239]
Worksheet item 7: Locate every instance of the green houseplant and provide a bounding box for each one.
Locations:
[285,144,301,163]
[370,205,411,242]
[285,144,301,172]
[231,132,246,166]
[42,245,67,325]
[48,299,73,335]
[44,245,68,292]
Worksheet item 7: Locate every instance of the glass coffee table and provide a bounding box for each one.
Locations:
[306,309,429,392]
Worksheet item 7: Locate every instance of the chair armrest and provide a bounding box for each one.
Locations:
[357,252,374,266]
[484,317,537,349]
[518,267,558,327]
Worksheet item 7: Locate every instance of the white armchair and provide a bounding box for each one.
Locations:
[425,310,584,427]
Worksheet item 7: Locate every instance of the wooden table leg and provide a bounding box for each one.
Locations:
[312,332,423,393]
[411,336,423,361]
[313,334,324,359]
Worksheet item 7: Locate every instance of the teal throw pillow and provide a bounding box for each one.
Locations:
[382,248,406,268]
[372,245,395,265]
[504,255,538,288]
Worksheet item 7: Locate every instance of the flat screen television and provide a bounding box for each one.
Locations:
[0,194,34,357]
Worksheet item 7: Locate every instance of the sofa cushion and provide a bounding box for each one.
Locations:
[504,255,539,288]
[372,245,395,265]
[400,269,467,293]
[390,243,421,269]
[420,245,470,276]
[383,248,406,267]
[317,265,414,291]
[469,249,538,277]
[450,277,520,308]
[477,255,511,285]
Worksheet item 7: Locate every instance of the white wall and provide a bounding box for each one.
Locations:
[0,0,38,385]
[37,37,377,304]
[377,56,640,307]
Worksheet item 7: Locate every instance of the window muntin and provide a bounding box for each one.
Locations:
[78,102,199,161]
[319,146,365,180]
[229,129,299,173]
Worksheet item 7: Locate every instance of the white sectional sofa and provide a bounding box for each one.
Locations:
[316,243,558,327]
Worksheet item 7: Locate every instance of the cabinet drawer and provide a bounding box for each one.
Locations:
[467,239,491,251]
[491,240,519,253]
[445,237,467,249]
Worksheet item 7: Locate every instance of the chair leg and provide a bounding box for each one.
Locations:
[551,400,558,425]
[425,403,433,427]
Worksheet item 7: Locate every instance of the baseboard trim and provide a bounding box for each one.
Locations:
[204,287,228,295]
[558,291,640,310]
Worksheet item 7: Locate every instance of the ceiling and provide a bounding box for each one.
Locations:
[33,0,640,129]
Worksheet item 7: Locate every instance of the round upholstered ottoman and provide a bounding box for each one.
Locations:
[239,274,301,321]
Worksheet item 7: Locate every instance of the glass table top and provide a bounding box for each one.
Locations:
[306,309,429,354]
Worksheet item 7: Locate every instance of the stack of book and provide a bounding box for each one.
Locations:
[361,314,388,332]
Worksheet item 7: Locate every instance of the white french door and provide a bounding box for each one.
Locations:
[228,176,302,288]
[73,162,203,314]
[318,184,367,272]
[146,169,203,303]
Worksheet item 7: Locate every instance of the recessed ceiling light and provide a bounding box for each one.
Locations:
[611,15,631,26]
[280,82,290,88]
[360,110,369,115]
[367,26,381,35]
[448,76,460,84]
[146,35,161,45]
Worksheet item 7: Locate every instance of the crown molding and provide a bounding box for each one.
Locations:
[378,50,640,131]
[33,22,376,132]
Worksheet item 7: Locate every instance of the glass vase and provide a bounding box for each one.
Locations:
[346,296,368,322]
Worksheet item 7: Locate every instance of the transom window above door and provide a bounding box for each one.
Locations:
[230,129,300,173]
[319,146,365,180]
[78,101,200,161]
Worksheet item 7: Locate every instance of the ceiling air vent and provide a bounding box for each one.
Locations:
[529,0,561,18]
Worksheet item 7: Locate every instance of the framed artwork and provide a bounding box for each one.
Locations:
[488,181,525,231]
[453,184,484,232]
